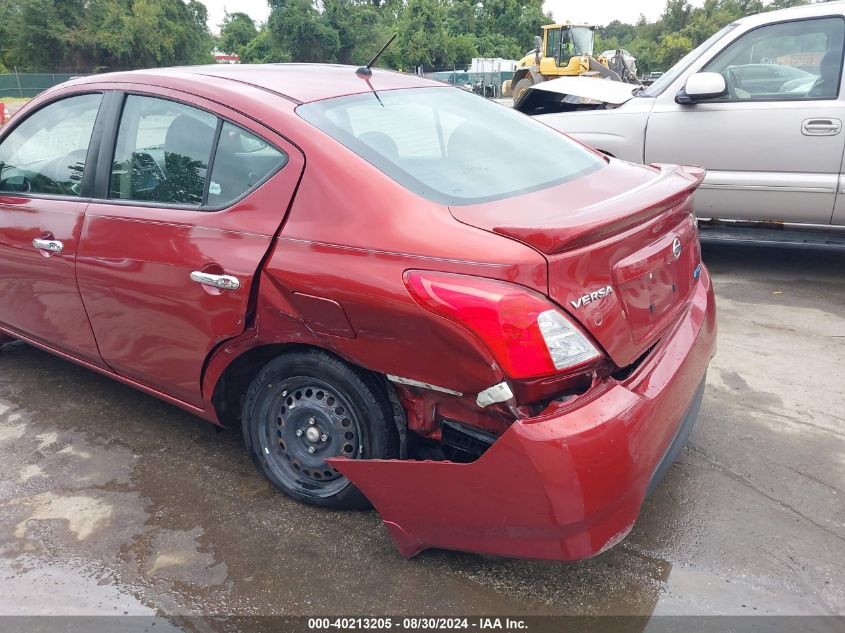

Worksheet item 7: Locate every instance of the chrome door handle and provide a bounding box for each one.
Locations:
[802,118,841,136]
[190,271,240,291]
[32,238,63,253]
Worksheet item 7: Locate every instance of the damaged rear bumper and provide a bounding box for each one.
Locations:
[330,268,716,561]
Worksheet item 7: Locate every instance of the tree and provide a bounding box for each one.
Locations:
[0,0,212,72]
[323,0,385,65]
[0,0,817,75]
[240,29,290,63]
[266,0,340,62]
[597,0,811,73]
[219,12,259,56]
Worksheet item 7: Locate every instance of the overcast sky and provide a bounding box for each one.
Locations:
[200,0,706,35]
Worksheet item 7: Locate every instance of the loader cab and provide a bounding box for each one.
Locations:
[542,24,598,69]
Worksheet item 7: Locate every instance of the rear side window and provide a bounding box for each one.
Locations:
[0,93,102,197]
[298,87,604,205]
[109,95,287,208]
[207,122,288,207]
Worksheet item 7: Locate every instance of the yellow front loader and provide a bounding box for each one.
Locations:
[503,23,640,103]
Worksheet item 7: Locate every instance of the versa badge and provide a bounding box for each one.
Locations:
[571,285,613,309]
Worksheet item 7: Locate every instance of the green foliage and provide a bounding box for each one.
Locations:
[0,0,213,72]
[267,0,341,63]
[219,12,259,57]
[261,0,551,69]
[0,0,815,74]
[240,30,291,64]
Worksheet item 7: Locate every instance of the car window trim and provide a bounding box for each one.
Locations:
[202,119,224,206]
[92,91,127,200]
[94,90,290,213]
[697,14,845,104]
[0,90,106,202]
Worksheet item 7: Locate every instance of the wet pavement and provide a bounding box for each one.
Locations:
[0,243,843,619]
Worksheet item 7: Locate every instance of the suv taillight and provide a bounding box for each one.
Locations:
[404,271,602,379]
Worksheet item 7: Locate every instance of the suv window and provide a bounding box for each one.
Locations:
[110,95,217,205]
[703,17,845,100]
[207,122,288,207]
[0,94,103,197]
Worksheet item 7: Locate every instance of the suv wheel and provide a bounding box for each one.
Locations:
[242,350,398,509]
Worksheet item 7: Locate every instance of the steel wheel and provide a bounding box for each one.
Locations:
[260,377,362,498]
[242,350,398,509]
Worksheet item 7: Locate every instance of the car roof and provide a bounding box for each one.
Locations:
[735,0,845,28]
[70,64,444,104]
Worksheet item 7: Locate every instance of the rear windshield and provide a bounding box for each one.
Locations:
[297,87,605,205]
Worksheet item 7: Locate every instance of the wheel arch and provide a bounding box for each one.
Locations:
[208,340,408,456]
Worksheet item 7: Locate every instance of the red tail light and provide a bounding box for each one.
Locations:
[404,271,602,379]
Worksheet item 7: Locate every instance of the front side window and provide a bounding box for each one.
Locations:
[703,17,845,100]
[110,95,217,205]
[298,87,605,205]
[0,93,103,196]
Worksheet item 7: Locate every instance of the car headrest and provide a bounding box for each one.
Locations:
[820,48,841,79]
[164,115,215,167]
[809,48,843,97]
[447,121,493,162]
[357,131,399,161]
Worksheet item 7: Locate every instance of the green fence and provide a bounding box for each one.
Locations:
[0,73,81,98]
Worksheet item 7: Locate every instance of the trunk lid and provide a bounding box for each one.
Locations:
[449,161,705,368]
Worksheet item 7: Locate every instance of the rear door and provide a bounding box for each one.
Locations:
[0,92,107,365]
[645,15,845,224]
[77,91,303,407]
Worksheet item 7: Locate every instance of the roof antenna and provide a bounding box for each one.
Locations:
[356,34,397,77]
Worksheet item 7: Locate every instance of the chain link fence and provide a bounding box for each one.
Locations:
[0,73,82,98]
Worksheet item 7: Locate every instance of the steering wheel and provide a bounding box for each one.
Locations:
[0,166,32,194]
[38,149,88,196]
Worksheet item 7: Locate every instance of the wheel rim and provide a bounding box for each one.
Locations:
[259,376,363,498]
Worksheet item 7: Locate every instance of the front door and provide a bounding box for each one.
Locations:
[0,93,106,364]
[77,92,303,407]
[645,15,845,225]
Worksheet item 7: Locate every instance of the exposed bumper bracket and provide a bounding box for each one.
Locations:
[475,381,513,407]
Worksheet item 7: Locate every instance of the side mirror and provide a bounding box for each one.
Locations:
[535,35,543,51]
[676,72,727,104]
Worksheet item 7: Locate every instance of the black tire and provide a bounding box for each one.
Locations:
[242,349,398,509]
[512,77,534,104]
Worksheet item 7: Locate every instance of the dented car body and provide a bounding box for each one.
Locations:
[0,65,715,561]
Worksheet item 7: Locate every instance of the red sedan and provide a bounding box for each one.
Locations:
[0,65,715,561]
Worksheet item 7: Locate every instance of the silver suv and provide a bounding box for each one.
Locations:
[518,2,845,247]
